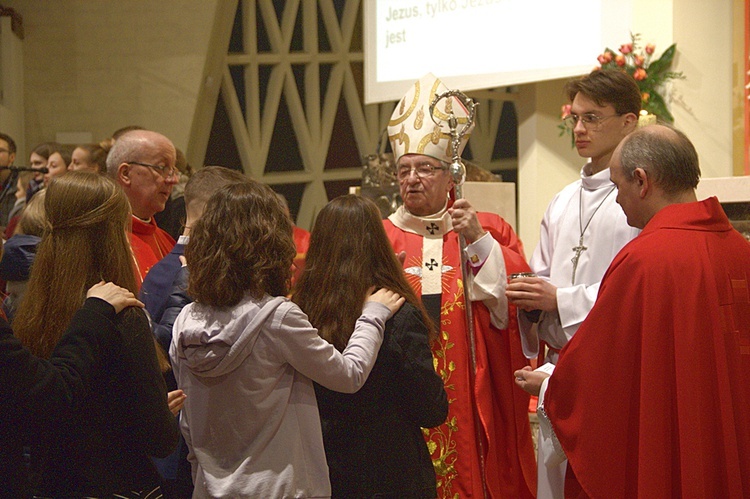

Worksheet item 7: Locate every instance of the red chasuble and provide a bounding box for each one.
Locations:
[385,208,536,499]
[129,216,176,285]
[546,197,750,498]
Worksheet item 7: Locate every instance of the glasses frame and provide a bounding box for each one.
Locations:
[396,162,448,182]
[563,113,622,131]
[126,161,179,179]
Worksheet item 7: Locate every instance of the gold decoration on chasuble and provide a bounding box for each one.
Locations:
[424,268,465,498]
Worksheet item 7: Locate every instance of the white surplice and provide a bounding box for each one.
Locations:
[518,165,640,499]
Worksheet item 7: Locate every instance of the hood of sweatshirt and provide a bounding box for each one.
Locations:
[174,294,287,378]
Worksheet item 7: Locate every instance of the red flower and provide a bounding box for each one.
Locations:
[645,43,656,55]
[641,92,650,103]
[619,43,633,55]
[634,55,645,67]
[615,55,626,67]
[633,68,647,81]
[561,104,572,119]
[597,52,613,64]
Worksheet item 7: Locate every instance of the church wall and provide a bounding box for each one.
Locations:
[517,0,736,251]
[1,0,219,159]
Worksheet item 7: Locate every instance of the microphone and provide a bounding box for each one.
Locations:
[0,166,49,174]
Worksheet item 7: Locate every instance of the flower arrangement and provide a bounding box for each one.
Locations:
[559,33,684,143]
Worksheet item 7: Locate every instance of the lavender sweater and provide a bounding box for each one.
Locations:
[170,294,390,498]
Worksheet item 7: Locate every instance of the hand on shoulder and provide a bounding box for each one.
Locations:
[366,287,405,316]
[86,281,144,314]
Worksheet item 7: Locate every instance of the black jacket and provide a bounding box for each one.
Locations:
[0,298,121,498]
[28,304,179,497]
[315,303,448,498]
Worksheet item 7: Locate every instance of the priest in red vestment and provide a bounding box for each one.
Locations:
[515,125,750,498]
[384,73,536,498]
[106,130,179,283]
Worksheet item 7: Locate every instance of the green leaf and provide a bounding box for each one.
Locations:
[645,91,674,123]
[646,44,676,77]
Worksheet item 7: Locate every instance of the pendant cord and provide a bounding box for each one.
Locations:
[579,185,617,238]
[571,185,617,285]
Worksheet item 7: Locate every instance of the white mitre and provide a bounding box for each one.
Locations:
[387,73,475,164]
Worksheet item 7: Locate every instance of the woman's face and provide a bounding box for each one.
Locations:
[69,147,95,173]
[29,152,48,182]
[43,152,68,186]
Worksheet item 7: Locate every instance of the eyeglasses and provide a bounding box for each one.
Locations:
[396,162,447,182]
[127,161,179,179]
[562,113,621,130]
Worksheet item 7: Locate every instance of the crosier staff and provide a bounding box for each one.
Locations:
[429,89,488,498]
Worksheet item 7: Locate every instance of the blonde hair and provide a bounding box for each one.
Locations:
[16,189,47,237]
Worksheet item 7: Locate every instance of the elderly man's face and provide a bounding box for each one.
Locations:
[397,154,453,217]
[123,138,178,220]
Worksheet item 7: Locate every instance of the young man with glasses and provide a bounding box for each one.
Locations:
[106,130,179,282]
[506,69,642,498]
[383,74,536,499]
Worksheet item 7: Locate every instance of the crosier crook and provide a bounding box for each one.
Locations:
[429,89,489,499]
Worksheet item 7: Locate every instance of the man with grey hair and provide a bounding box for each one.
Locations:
[514,124,750,497]
[106,129,179,281]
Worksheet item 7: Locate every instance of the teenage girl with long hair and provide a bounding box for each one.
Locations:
[293,194,448,498]
[13,171,178,497]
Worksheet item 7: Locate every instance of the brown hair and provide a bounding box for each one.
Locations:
[14,172,137,358]
[16,189,47,237]
[183,166,248,221]
[293,195,435,351]
[31,142,59,161]
[186,180,295,307]
[76,142,111,174]
[566,69,642,116]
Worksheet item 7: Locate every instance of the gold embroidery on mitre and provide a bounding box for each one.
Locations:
[444,97,453,115]
[415,106,424,130]
[417,132,444,154]
[431,124,442,145]
[389,80,421,128]
[389,125,410,155]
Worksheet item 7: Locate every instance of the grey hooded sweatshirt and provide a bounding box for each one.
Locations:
[170,293,391,498]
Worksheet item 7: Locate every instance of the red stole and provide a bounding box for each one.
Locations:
[384,209,536,499]
[547,198,750,498]
[291,225,310,286]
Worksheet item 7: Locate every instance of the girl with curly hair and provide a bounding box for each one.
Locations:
[170,181,403,498]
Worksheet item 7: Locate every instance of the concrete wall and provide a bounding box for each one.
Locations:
[1,0,218,160]
[0,16,25,156]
